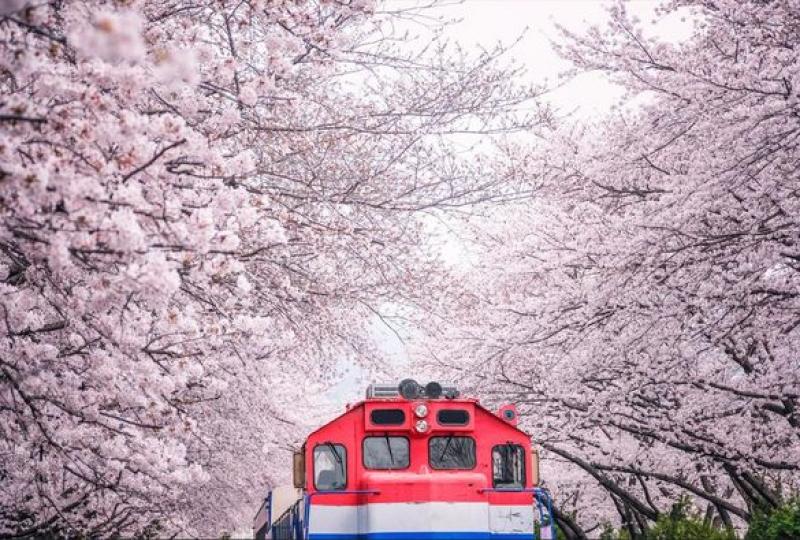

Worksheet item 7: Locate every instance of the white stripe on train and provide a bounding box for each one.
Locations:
[308,502,535,536]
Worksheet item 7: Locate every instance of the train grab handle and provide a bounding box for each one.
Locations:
[478,487,556,540]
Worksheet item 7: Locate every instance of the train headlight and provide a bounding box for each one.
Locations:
[414,403,428,418]
[415,419,429,433]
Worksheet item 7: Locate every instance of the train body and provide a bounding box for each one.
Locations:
[253,381,555,540]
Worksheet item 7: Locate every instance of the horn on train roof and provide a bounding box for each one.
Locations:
[365,380,459,399]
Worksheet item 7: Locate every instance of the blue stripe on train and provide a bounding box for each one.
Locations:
[309,534,535,540]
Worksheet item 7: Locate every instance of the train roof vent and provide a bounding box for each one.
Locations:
[366,380,460,399]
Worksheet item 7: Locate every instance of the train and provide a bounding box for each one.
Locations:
[253,379,555,539]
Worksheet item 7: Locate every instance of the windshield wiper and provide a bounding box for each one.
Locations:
[502,444,515,482]
[326,442,344,476]
[384,434,394,465]
[439,435,454,463]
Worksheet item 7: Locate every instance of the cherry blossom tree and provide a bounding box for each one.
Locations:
[0,0,540,535]
[424,1,800,537]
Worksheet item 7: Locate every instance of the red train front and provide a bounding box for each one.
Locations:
[254,380,555,540]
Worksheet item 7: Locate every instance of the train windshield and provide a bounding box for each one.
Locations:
[429,436,476,469]
[363,436,410,469]
[314,443,347,490]
[492,444,525,488]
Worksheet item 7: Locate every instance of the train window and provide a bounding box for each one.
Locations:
[429,436,476,469]
[492,444,525,488]
[363,436,410,469]
[313,443,347,491]
[370,409,406,425]
[437,409,470,425]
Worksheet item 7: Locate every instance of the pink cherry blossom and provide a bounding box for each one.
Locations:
[0,0,539,535]
[426,1,800,537]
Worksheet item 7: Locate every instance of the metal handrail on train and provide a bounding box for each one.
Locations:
[303,490,382,540]
[253,492,272,539]
[269,499,303,540]
[479,487,557,540]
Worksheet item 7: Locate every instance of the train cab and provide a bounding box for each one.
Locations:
[253,380,555,540]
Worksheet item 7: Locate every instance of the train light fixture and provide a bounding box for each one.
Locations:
[415,419,429,433]
[498,404,518,426]
[414,403,429,418]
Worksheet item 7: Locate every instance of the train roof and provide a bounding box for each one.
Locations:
[305,380,529,440]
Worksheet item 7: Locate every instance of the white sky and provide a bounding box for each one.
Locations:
[326,0,693,406]
[439,0,625,116]
[433,0,693,116]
